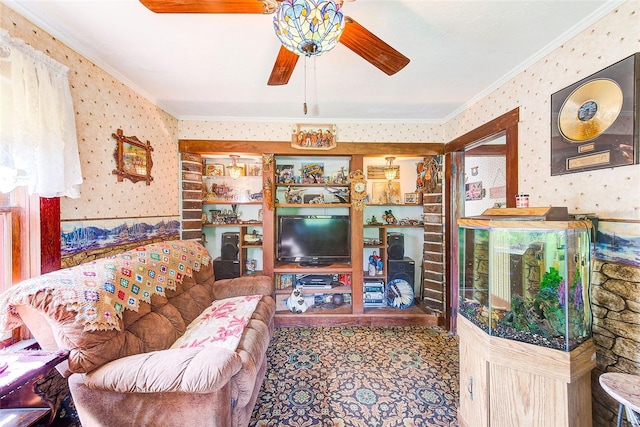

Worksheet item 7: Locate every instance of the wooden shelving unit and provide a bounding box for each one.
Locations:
[188,145,445,328]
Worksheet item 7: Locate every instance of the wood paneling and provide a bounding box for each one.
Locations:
[40,197,60,274]
[179,140,444,156]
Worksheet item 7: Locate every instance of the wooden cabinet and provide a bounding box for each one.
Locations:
[201,156,264,275]
[189,146,444,328]
[457,315,595,427]
[272,155,355,323]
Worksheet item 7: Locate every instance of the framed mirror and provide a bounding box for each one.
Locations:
[112,128,154,185]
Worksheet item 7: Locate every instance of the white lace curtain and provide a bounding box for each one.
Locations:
[0,29,82,198]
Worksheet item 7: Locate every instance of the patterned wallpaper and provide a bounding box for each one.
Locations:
[178,120,443,143]
[1,5,180,221]
[2,2,638,223]
[445,1,640,219]
[464,156,507,217]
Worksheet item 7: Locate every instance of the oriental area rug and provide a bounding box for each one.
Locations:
[250,326,460,427]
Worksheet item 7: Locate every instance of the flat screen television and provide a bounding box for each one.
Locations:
[277,215,351,266]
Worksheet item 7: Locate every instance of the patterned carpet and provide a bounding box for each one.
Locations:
[250,326,460,427]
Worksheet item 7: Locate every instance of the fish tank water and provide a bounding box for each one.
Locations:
[458,207,593,351]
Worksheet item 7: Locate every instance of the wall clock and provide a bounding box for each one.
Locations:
[349,170,367,211]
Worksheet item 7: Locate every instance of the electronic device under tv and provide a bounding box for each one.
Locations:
[277,215,351,267]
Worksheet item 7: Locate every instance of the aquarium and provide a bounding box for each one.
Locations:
[458,208,593,351]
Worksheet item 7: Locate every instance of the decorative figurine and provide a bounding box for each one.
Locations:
[369,251,384,274]
[263,178,273,211]
[245,259,256,274]
[326,187,350,203]
[262,154,274,173]
[285,186,304,204]
[383,210,396,224]
[286,288,308,313]
[367,215,382,225]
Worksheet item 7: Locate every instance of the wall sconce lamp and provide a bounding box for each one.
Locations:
[383,157,397,181]
[228,155,243,179]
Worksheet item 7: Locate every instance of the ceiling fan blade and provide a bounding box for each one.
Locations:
[339,17,410,76]
[139,0,272,14]
[268,46,300,86]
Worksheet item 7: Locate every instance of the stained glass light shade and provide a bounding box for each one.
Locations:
[273,0,345,57]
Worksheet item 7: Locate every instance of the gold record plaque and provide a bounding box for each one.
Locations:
[558,79,623,142]
[550,53,639,176]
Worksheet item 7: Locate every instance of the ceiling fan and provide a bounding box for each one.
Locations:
[138,0,410,86]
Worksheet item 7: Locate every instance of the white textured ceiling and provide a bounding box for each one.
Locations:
[4,0,627,122]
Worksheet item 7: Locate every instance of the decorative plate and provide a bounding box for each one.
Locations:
[386,279,414,309]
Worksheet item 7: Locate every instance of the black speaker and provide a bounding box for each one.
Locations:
[387,232,405,260]
[221,232,239,260]
[388,258,415,288]
[213,257,240,279]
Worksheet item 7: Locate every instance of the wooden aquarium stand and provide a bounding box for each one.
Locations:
[457,315,596,427]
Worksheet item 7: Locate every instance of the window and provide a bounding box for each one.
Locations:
[0,188,40,346]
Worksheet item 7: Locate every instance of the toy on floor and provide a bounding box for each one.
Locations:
[286,288,308,313]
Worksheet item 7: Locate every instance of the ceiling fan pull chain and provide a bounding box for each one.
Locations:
[303,57,308,115]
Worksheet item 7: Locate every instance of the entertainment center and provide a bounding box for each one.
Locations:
[180,140,445,327]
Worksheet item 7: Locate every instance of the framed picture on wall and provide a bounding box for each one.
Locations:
[247,163,262,176]
[404,192,420,204]
[371,182,401,204]
[465,181,483,201]
[111,128,153,185]
[205,163,224,176]
[550,53,639,175]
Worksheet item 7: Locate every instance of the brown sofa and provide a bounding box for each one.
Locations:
[1,240,275,427]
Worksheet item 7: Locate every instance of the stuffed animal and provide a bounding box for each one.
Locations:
[286,288,308,313]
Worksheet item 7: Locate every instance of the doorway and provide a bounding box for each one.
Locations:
[444,108,520,331]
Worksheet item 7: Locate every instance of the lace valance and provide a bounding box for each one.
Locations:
[0,29,82,198]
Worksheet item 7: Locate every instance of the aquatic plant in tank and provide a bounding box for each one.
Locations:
[500,265,587,344]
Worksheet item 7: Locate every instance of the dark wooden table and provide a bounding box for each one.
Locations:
[0,349,69,427]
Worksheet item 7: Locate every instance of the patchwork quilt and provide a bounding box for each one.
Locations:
[0,240,210,332]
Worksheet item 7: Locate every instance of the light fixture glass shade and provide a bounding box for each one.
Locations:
[228,155,242,179]
[273,0,345,57]
[384,157,397,180]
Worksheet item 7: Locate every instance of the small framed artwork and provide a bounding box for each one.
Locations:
[371,181,401,204]
[404,192,420,204]
[278,274,294,289]
[111,128,153,185]
[594,219,640,268]
[276,164,295,183]
[226,163,245,177]
[247,163,262,176]
[205,163,224,176]
[291,123,337,150]
[301,162,324,183]
[465,181,483,201]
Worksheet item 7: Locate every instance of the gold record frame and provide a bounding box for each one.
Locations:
[550,53,639,176]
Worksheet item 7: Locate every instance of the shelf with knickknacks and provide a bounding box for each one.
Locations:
[201,154,265,278]
[180,132,451,328]
[361,156,432,303]
[274,156,351,208]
